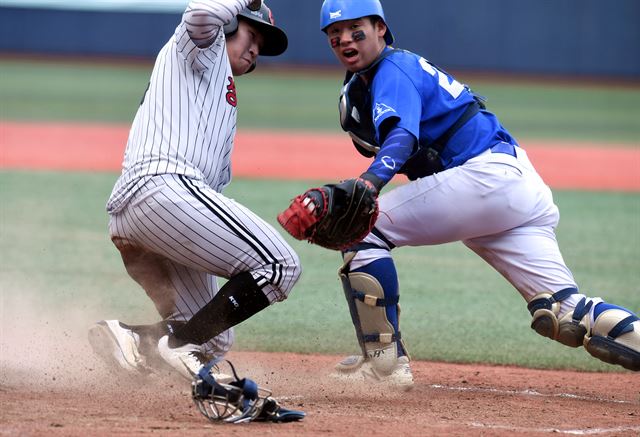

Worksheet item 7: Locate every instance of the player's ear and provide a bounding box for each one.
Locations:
[375,19,387,40]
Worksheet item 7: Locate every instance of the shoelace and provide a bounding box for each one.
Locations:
[170,344,205,375]
[181,351,206,370]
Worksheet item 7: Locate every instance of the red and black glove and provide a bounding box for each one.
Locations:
[277,175,379,251]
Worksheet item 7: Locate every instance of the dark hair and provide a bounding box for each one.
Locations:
[368,15,386,32]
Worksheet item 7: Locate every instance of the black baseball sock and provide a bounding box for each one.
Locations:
[169,271,270,347]
[129,320,184,339]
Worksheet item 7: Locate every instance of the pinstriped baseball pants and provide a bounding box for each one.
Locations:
[108,174,301,357]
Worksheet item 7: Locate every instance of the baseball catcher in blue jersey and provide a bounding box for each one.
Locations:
[278,0,639,388]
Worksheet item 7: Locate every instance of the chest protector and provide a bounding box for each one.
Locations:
[338,50,485,179]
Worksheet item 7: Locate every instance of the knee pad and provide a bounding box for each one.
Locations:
[527,288,588,348]
[339,253,407,374]
[583,305,639,371]
[529,291,640,371]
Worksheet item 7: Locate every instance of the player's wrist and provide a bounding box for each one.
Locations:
[359,172,385,193]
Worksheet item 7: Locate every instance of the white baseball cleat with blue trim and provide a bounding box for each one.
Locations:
[331,354,414,390]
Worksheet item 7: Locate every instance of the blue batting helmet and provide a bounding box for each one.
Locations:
[320,0,394,45]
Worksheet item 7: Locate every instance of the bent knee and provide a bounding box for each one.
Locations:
[528,291,640,370]
[259,257,302,302]
[527,288,588,347]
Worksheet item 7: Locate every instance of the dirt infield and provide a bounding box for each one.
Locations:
[1,121,638,436]
[1,350,639,436]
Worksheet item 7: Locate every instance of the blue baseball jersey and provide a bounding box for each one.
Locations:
[367,48,517,182]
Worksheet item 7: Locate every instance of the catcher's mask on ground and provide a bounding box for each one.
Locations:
[192,360,272,424]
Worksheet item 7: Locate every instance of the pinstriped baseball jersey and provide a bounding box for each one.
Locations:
[105,0,300,358]
[108,0,250,213]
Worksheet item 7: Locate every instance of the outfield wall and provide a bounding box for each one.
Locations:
[1,0,639,78]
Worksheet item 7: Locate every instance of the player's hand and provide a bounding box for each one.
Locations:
[247,0,262,11]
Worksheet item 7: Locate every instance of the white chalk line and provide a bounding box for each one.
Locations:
[429,384,638,405]
[275,383,638,406]
[276,385,639,435]
[318,413,640,435]
[468,422,640,435]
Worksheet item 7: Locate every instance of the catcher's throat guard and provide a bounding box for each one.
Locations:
[192,359,306,424]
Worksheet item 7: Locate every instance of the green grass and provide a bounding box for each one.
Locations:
[0,59,148,123]
[1,170,638,371]
[465,82,640,143]
[1,58,639,143]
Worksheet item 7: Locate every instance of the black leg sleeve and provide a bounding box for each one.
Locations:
[170,272,270,347]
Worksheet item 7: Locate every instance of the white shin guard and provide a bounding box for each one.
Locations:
[339,256,406,375]
[346,271,400,374]
[528,289,639,371]
[583,307,640,371]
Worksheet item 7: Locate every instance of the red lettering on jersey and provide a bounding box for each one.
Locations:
[226,76,237,107]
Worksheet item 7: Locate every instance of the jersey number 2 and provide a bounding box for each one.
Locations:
[419,58,464,99]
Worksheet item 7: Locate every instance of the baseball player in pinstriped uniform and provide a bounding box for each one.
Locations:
[280,0,639,387]
[88,0,300,382]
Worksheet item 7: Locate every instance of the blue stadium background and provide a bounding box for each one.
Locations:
[1,0,639,78]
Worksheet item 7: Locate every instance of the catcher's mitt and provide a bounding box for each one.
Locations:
[277,177,379,251]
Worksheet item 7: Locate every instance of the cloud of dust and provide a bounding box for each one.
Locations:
[0,289,405,400]
[0,288,113,390]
